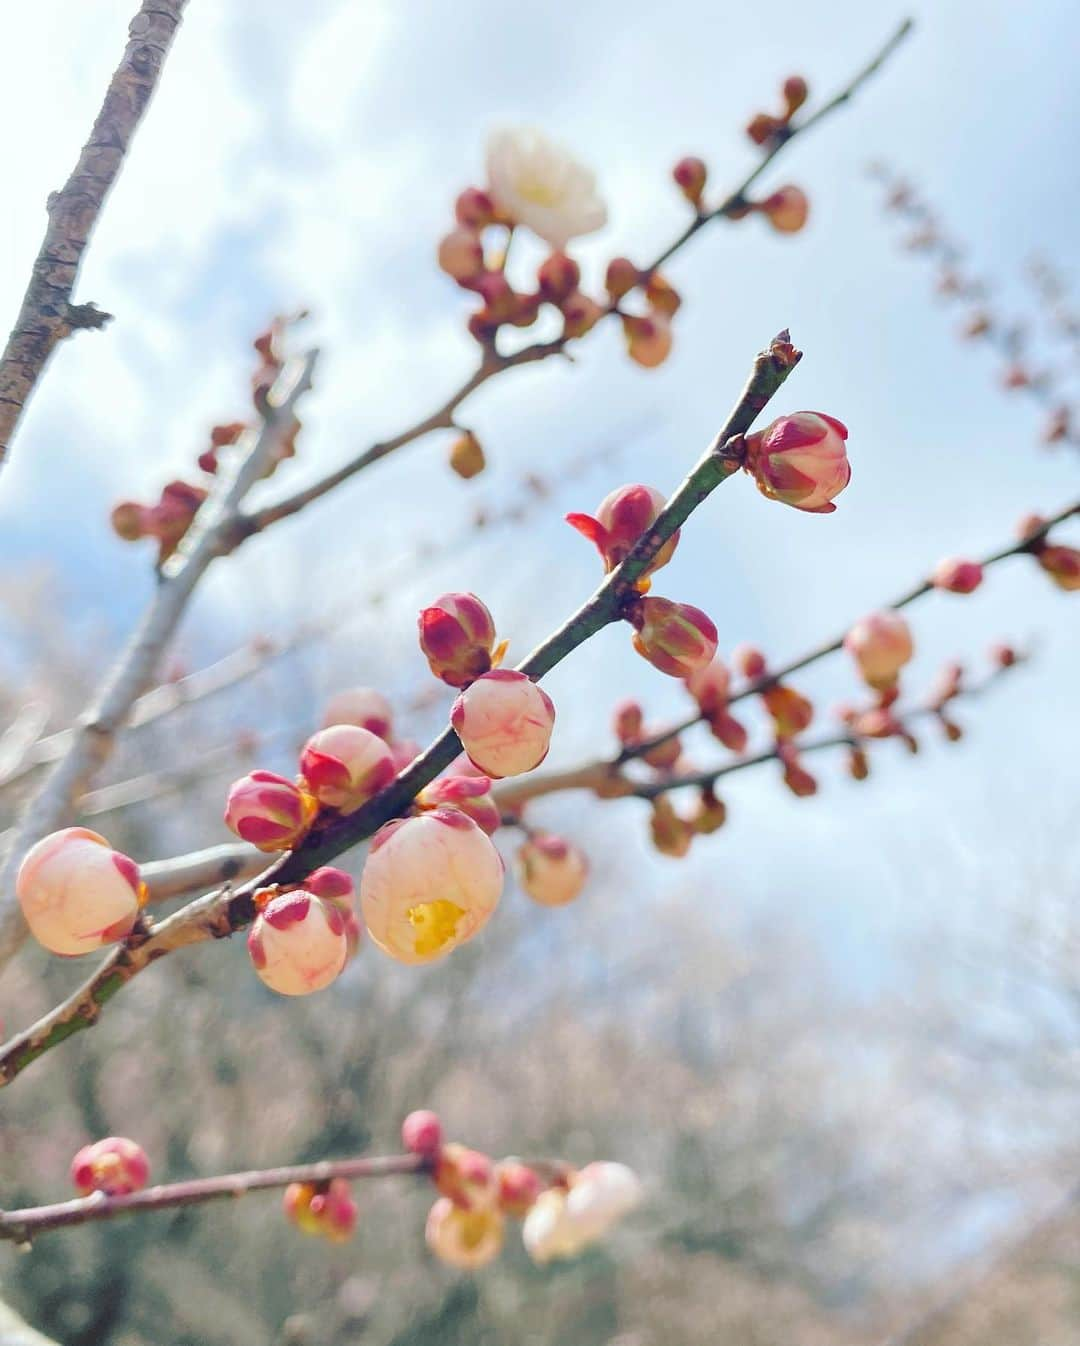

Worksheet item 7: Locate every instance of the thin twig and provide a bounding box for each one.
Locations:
[0,0,189,472]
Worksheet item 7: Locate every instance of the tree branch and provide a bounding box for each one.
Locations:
[0,0,189,473]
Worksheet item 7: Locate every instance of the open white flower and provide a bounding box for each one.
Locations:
[486,128,607,250]
[522,1162,643,1264]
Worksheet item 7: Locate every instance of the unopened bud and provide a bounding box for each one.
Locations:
[622,312,673,368]
[630,596,718,678]
[672,156,707,207]
[449,430,486,479]
[418,592,498,687]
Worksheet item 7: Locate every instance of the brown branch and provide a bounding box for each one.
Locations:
[0,0,189,473]
[240,19,912,536]
[0,331,800,1087]
[0,1153,425,1245]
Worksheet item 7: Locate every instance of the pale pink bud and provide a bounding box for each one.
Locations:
[516,834,588,907]
[438,228,485,284]
[622,312,673,368]
[843,611,914,689]
[402,1109,443,1156]
[451,670,555,778]
[733,644,768,680]
[16,827,144,957]
[630,596,718,678]
[1037,544,1080,591]
[417,773,501,835]
[71,1137,149,1197]
[455,186,497,228]
[426,1197,504,1269]
[744,411,850,513]
[932,557,984,594]
[300,725,395,812]
[782,75,809,114]
[565,1162,643,1243]
[537,252,580,303]
[495,1160,543,1218]
[418,592,498,687]
[672,155,707,207]
[759,185,809,233]
[708,709,748,753]
[224,770,317,851]
[612,698,645,743]
[565,483,678,575]
[284,1178,358,1243]
[684,659,731,716]
[320,686,393,739]
[360,809,503,965]
[641,732,682,771]
[247,891,348,996]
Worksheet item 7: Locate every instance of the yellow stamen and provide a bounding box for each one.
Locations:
[408,900,466,957]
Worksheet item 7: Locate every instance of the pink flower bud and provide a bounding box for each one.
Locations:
[932,557,984,594]
[733,644,768,680]
[455,186,497,228]
[641,732,682,771]
[708,709,748,753]
[438,228,485,285]
[495,1160,542,1217]
[630,596,718,678]
[779,744,817,798]
[684,659,731,717]
[560,290,604,339]
[16,827,144,956]
[304,866,355,903]
[402,1109,443,1156]
[612,698,645,743]
[622,312,673,368]
[426,1197,504,1269]
[417,774,501,835]
[537,252,580,303]
[434,1142,496,1209]
[760,683,814,737]
[284,1178,358,1243]
[565,483,678,575]
[744,411,850,513]
[224,770,317,851]
[449,429,486,479]
[843,611,914,689]
[672,155,707,207]
[1037,544,1080,591]
[604,256,640,300]
[516,834,588,907]
[320,686,393,739]
[247,891,348,995]
[300,725,395,812]
[451,670,555,778]
[782,75,809,115]
[418,592,498,687]
[474,270,517,320]
[71,1137,149,1197]
[746,112,785,146]
[991,642,1017,668]
[360,809,504,964]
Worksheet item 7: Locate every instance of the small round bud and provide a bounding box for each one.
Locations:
[320,687,393,739]
[733,644,768,681]
[455,186,497,228]
[1037,544,1080,591]
[71,1137,149,1197]
[622,312,673,368]
[843,611,914,690]
[110,501,150,541]
[197,449,218,474]
[224,770,317,851]
[16,828,144,957]
[402,1110,444,1157]
[560,290,604,339]
[612,698,645,743]
[495,1160,542,1218]
[672,155,707,207]
[418,592,497,687]
[416,773,500,835]
[451,670,555,778]
[247,891,348,996]
[757,185,809,233]
[537,252,580,304]
[426,1197,504,1269]
[516,834,588,907]
[991,642,1017,668]
[449,430,486,479]
[604,256,640,301]
[746,112,784,145]
[300,725,395,812]
[780,755,818,798]
[630,596,718,678]
[565,483,678,575]
[360,809,503,965]
[932,557,984,594]
[782,75,809,115]
[744,411,850,514]
[438,228,485,285]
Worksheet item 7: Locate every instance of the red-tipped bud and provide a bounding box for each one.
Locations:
[708,709,749,753]
[417,773,500,835]
[612,698,645,743]
[71,1137,149,1197]
[196,449,218,474]
[761,683,814,737]
[782,75,809,115]
[1037,544,1080,591]
[224,770,317,851]
[779,744,817,798]
[516,833,589,907]
[746,112,784,145]
[284,1178,358,1243]
[17,828,145,957]
[758,185,809,234]
[247,891,348,995]
[402,1109,444,1157]
[455,186,497,229]
[495,1160,543,1218]
[438,228,485,285]
[604,256,640,301]
[305,867,354,903]
[932,557,984,594]
[622,312,673,368]
[565,483,677,575]
[561,290,604,339]
[991,642,1017,668]
[451,670,555,778]
[843,611,914,690]
[684,659,731,716]
[537,252,581,303]
[418,592,497,687]
[641,732,682,771]
[733,644,768,681]
[672,156,707,207]
[300,725,395,812]
[449,429,486,479]
[744,411,850,513]
[644,273,682,318]
[630,597,718,678]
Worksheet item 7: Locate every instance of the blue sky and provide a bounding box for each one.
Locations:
[1,0,1078,1201]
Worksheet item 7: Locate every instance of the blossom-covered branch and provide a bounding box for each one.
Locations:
[0,0,189,474]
